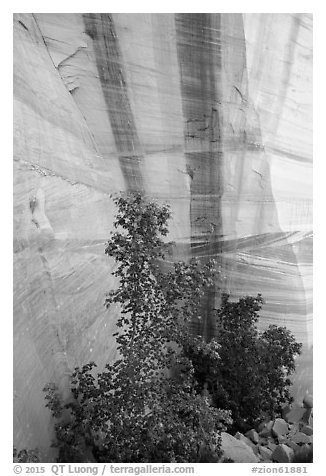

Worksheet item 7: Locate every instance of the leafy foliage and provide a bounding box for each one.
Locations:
[13,446,40,463]
[185,293,302,432]
[44,383,64,418]
[44,192,231,462]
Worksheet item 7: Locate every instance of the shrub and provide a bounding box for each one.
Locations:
[44,192,231,462]
[185,293,302,432]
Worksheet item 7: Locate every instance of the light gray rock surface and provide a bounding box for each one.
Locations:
[301,425,313,436]
[245,429,260,444]
[272,418,289,439]
[272,444,294,463]
[292,432,312,445]
[284,404,306,423]
[259,445,273,461]
[221,432,260,463]
[235,432,258,453]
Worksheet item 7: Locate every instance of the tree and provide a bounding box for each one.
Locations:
[185,293,302,433]
[259,324,303,416]
[44,192,231,462]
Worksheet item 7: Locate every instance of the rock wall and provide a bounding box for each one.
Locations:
[13,13,312,459]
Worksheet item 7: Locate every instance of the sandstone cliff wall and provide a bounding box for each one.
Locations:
[13,13,312,459]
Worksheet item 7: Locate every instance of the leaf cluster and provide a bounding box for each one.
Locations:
[185,294,302,432]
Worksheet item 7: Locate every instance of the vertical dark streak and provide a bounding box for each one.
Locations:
[175,13,223,340]
[83,13,143,191]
